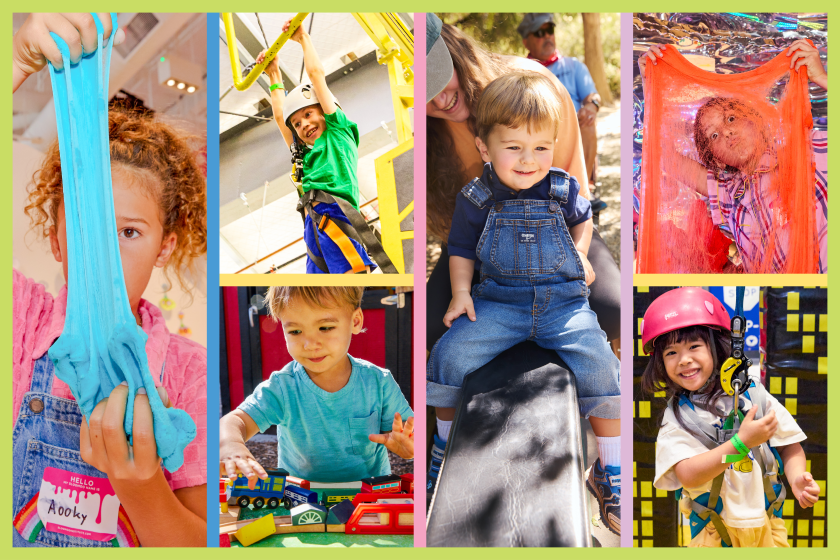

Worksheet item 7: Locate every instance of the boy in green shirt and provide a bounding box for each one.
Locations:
[259,17,381,274]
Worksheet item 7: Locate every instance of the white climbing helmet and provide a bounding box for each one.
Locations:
[283,83,340,130]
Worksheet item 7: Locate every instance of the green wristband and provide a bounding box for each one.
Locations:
[270,83,284,92]
[731,434,750,455]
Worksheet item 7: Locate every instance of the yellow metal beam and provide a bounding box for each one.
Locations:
[375,139,414,274]
[222,13,308,91]
[352,13,414,144]
[352,13,413,67]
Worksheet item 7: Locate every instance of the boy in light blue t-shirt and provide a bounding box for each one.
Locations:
[220,286,414,484]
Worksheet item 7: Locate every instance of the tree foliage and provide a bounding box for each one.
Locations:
[438,13,621,100]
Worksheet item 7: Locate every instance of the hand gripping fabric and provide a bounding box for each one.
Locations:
[637,44,816,273]
[45,14,196,472]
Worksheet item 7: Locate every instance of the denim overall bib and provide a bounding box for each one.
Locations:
[12,354,137,547]
[426,170,621,418]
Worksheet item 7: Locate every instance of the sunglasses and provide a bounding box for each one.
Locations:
[531,24,555,38]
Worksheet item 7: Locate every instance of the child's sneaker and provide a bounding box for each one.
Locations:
[586,458,620,535]
[426,434,446,501]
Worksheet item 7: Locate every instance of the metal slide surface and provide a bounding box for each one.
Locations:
[427,342,591,547]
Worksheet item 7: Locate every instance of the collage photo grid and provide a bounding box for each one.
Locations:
[5,6,832,552]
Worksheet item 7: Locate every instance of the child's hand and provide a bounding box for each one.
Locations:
[578,251,596,285]
[283,18,306,43]
[369,413,414,460]
[790,471,820,508]
[220,441,268,490]
[443,291,476,327]
[637,44,666,79]
[256,49,281,78]
[80,383,168,484]
[737,407,777,449]
[786,39,828,90]
[13,14,122,91]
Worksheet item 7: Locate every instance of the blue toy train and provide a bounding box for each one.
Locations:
[229,468,318,510]
[230,470,411,510]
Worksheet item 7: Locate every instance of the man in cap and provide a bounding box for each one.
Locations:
[518,13,601,182]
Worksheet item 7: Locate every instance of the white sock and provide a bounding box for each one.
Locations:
[436,418,452,442]
[596,435,621,468]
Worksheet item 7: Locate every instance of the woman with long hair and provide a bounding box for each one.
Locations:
[426,15,620,352]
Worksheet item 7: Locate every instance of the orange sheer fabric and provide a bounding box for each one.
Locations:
[637,44,816,273]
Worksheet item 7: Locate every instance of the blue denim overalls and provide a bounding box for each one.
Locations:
[427,169,620,418]
[12,354,131,547]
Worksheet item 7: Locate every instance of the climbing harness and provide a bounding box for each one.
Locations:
[674,385,786,546]
[296,190,397,274]
[290,139,307,185]
[672,287,784,547]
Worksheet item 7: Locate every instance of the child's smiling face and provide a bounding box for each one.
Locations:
[662,337,715,392]
[278,298,363,381]
[50,165,176,324]
[290,104,326,146]
[476,123,556,191]
[697,103,764,172]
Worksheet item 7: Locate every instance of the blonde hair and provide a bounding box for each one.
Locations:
[266,286,364,321]
[475,72,565,144]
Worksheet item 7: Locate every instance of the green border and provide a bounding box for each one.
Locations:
[5,2,835,556]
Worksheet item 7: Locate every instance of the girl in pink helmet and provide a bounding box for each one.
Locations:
[640,287,819,547]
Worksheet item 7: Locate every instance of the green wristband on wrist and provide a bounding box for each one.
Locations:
[270,83,284,92]
[731,434,750,455]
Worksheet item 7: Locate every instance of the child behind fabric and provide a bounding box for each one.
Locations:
[641,288,820,547]
[220,287,414,484]
[637,43,828,274]
[258,18,376,274]
[425,72,622,535]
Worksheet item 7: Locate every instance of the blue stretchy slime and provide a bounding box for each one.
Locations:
[46,14,196,472]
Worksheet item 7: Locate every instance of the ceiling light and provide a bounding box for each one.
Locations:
[187,86,196,93]
[158,54,203,91]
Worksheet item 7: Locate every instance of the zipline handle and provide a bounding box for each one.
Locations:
[721,287,751,397]
[222,12,309,91]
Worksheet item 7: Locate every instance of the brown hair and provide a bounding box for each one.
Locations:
[25,104,207,294]
[693,97,770,178]
[266,286,364,322]
[427,23,508,241]
[475,72,564,144]
[641,325,731,430]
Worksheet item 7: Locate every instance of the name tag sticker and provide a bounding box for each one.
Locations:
[519,232,536,243]
[37,467,120,541]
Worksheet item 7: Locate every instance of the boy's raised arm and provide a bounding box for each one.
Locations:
[287,18,337,115]
[257,49,294,150]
